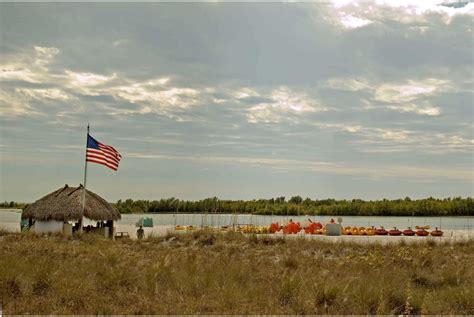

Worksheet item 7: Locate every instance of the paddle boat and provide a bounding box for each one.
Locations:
[366,226,375,235]
[314,228,325,235]
[415,225,430,230]
[388,227,402,236]
[343,226,352,235]
[375,226,388,235]
[358,227,367,235]
[415,228,429,236]
[351,227,360,235]
[402,227,415,236]
[175,225,186,231]
[283,220,301,234]
[304,221,323,234]
[269,222,280,234]
[430,227,444,237]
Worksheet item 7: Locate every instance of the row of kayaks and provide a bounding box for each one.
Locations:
[173,224,444,236]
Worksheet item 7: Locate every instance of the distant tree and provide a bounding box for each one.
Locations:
[289,196,303,204]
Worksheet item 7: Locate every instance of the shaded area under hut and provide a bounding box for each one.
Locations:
[21,184,121,237]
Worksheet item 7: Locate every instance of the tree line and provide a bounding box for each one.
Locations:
[114,196,474,216]
[0,201,27,209]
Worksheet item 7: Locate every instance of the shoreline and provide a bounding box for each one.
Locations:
[2,222,471,244]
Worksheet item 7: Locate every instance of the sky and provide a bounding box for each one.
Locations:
[0,1,473,202]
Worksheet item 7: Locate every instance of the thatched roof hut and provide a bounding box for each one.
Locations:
[22,184,121,222]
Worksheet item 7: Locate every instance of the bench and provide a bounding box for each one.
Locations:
[115,232,130,239]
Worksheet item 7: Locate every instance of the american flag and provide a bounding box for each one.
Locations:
[86,134,122,171]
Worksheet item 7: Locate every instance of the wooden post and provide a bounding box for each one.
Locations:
[79,124,90,234]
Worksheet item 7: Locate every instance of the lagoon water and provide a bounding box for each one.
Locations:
[1,209,473,232]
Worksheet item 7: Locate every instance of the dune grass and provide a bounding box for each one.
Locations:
[0,230,473,315]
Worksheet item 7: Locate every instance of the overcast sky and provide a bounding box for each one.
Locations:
[0,1,473,202]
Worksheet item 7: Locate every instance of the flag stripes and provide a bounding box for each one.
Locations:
[86,134,122,171]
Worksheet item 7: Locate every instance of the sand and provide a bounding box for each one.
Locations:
[1,221,471,244]
[116,224,473,244]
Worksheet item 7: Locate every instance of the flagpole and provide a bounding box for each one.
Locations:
[79,124,89,233]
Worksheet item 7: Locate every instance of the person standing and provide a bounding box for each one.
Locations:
[137,226,145,240]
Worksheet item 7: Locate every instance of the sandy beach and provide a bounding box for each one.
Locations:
[115,223,474,244]
[2,214,472,244]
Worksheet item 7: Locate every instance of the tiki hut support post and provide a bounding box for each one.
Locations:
[79,124,90,233]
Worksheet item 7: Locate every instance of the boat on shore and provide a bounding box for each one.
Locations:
[416,228,429,236]
[375,227,388,235]
[388,227,402,236]
[431,227,444,237]
[415,225,430,230]
[402,227,415,236]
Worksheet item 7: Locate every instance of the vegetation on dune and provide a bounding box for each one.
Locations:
[0,231,473,315]
[115,196,474,216]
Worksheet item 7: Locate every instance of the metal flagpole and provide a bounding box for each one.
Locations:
[79,124,90,233]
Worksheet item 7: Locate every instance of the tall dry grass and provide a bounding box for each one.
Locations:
[0,231,473,314]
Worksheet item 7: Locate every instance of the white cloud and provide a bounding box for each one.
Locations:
[375,0,474,17]
[247,87,328,123]
[0,64,41,83]
[325,77,371,91]
[325,0,474,32]
[16,88,71,101]
[0,46,60,84]
[0,90,38,117]
[124,151,472,181]
[66,70,116,87]
[113,85,200,108]
[374,79,449,103]
[339,14,373,29]
[313,122,413,142]
[234,87,260,99]
[387,102,441,116]
[34,46,60,69]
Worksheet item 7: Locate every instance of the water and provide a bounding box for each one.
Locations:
[1,209,473,231]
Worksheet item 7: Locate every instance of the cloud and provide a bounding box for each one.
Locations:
[247,87,329,123]
[339,14,373,29]
[0,89,39,116]
[0,46,59,84]
[374,0,474,18]
[233,87,260,99]
[324,77,371,91]
[123,151,472,181]
[33,46,60,69]
[0,64,41,83]
[16,88,71,101]
[374,78,450,103]
[328,0,474,27]
[66,71,117,87]
[0,4,472,200]
[386,102,441,116]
